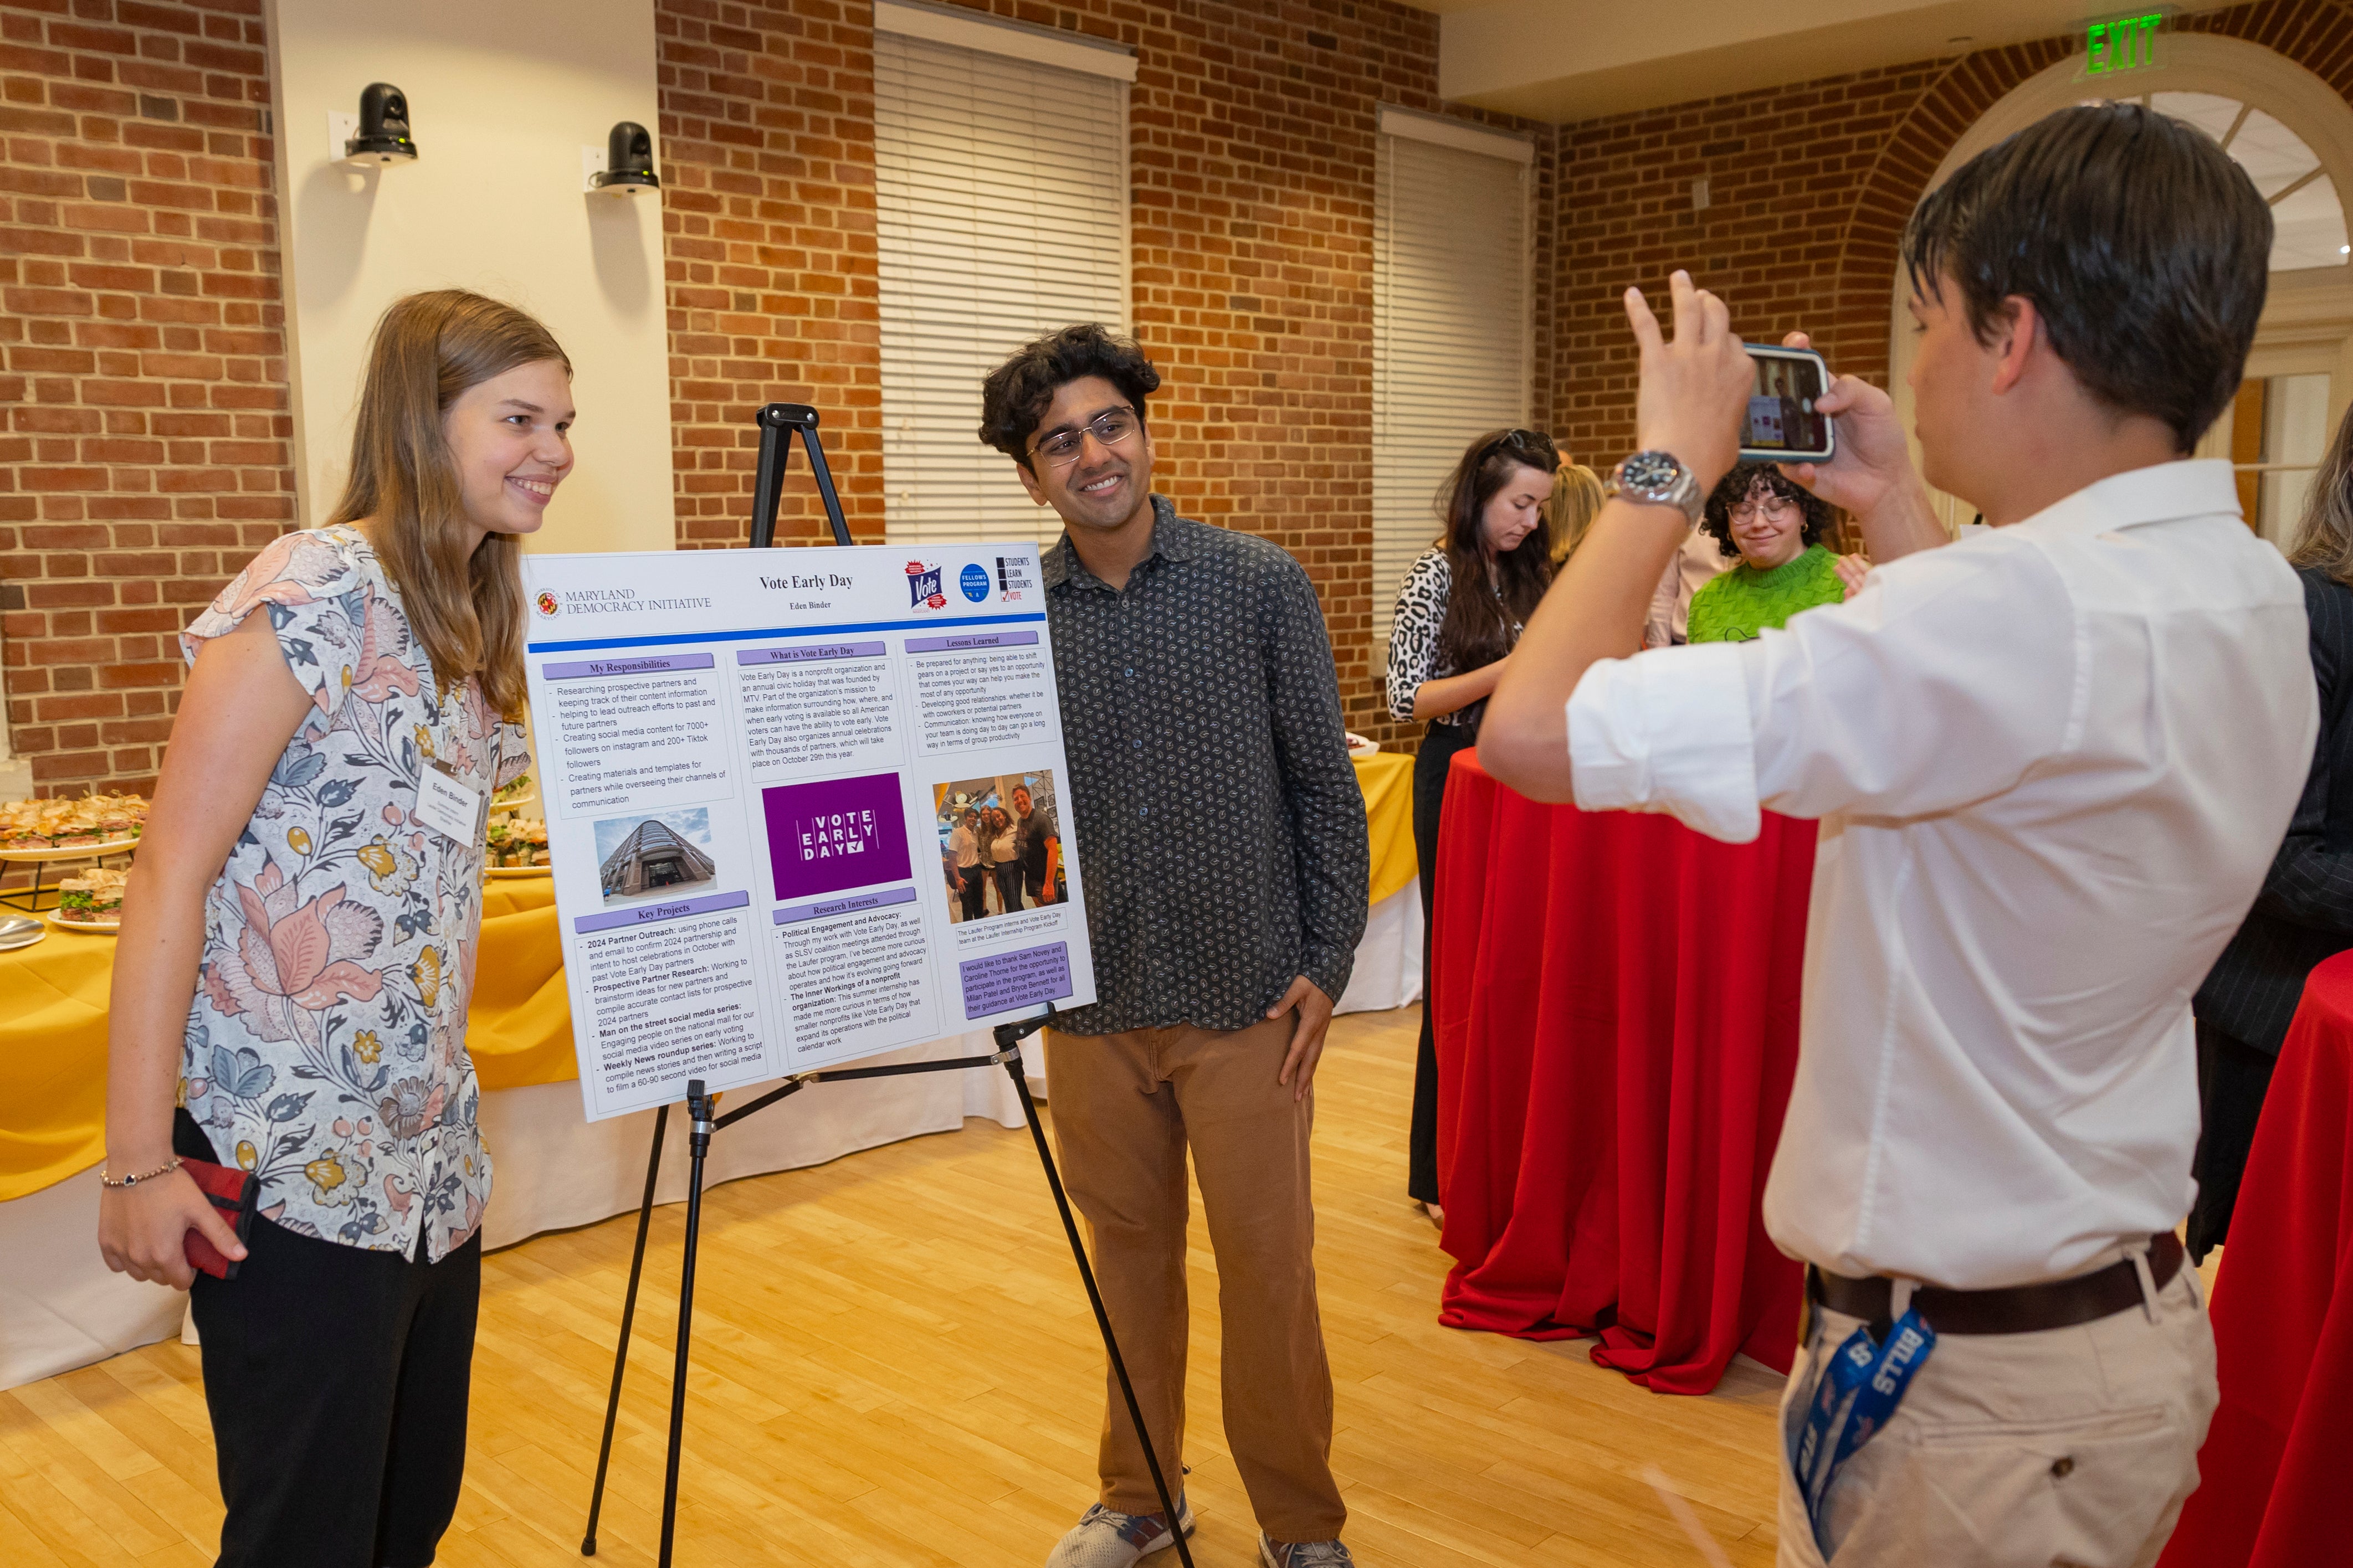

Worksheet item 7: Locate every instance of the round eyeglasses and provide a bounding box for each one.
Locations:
[1730,495,1797,525]
[1031,408,1140,468]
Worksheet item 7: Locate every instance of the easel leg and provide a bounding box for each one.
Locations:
[658,1083,715,1568]
[1002,1052,1198,1568]
[582,1102,669,1556]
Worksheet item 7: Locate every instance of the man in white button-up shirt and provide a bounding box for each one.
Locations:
[1484,105,2311,1567]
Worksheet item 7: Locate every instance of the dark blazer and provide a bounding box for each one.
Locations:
[2197,564,2353,1052]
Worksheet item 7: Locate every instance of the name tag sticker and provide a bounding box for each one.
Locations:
[413,762,486,846]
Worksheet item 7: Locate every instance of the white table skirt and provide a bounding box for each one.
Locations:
[0,884,1419,1391]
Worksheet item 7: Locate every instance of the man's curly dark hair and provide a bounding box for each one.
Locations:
[1699,463,1834,561]
[977,324,1162,471]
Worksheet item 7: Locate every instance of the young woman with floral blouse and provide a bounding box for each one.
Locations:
[96,290,571,1567]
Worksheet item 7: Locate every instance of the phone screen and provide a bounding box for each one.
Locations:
[1740,349,1832,459]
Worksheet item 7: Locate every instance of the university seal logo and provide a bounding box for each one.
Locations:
[534,590,560,618]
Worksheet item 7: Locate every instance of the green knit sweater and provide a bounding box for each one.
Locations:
[1686,543,1846,644]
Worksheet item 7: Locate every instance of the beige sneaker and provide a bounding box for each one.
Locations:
[1044,1498,1196,1566]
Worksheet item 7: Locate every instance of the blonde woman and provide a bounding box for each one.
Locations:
[97,291,568,1567]
[1546,460,1606,567]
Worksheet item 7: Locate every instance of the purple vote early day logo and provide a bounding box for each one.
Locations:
[762,773,913,901]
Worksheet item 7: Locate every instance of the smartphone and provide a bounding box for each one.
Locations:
[1738,343,1836,465]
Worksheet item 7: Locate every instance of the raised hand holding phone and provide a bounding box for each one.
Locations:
[1627,273,1752,493]
[1772,330,1949,563]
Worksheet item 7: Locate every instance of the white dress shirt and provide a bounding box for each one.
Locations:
[1567,461,2314,1288]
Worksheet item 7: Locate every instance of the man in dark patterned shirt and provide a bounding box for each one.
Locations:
[979,325,1370,1568]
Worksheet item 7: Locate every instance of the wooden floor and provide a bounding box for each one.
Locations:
[1,1006,1796,1566]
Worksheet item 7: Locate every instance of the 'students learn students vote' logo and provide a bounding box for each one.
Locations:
[761,773,914,901]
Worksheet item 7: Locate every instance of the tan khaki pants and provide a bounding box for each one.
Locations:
[1775,1264,2216,1567]
[1045,1014,1346,1544]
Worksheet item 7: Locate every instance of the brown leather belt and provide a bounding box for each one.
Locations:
[1808,1231,2185,1336]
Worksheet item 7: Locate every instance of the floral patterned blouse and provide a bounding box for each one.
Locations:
[178,526,527,1261]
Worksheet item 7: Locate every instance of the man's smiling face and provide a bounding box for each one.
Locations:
[1015,374,1156,534]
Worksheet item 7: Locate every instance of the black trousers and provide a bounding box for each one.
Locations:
[994,861,1026,914]
[1409,720,1480,1204]
[176,1112,481,1568]
[2186,1019,2278,1263]
[958,865,988,921]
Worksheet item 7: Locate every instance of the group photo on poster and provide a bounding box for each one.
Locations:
[935,770,1063,923]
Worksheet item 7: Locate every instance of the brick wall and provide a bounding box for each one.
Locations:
[1547,0,2353,474]
[14,0,2346,790]
[1,0,287,794]
[654,0,1542,748]
[657,0,886,552]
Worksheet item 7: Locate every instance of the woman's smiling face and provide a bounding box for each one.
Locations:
[442,358,575,545]
[1726,475,1806,569]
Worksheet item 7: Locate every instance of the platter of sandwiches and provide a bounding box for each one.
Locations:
[48,866,129,933]
[485,816,551,877]
[0,793,146,860]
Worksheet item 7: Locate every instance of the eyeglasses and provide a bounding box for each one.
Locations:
[1031,408,1140,467]
[1730,495,1797,524]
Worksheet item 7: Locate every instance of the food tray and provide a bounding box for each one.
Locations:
[0,837,140,863]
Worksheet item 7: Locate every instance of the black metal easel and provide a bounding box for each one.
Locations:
[748,402,851,549]
[579,406,1195,1567]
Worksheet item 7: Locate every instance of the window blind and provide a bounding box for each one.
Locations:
[875,29,1129,547]
[1372,123,1532,642]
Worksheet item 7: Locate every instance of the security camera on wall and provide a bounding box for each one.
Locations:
[343,83,418,163]
[586,121,660,197]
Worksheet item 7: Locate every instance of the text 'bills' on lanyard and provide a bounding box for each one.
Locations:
[1790,1308,1936,1557]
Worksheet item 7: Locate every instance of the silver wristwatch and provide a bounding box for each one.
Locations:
[1606,450,1703,525]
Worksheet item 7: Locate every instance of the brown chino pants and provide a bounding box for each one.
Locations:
[1045,1011,1347,1545]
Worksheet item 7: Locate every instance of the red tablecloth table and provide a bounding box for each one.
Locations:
[1431,750,1814,1394]
[2157,950,2353,1568]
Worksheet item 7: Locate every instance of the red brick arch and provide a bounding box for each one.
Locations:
[1550,0,2353,471]
[1824,0,2353,391]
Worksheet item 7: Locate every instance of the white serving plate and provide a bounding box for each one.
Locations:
[44,909,119,934]
[0,836,140,863]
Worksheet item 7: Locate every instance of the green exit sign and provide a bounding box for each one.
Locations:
[2087,12,2164,75]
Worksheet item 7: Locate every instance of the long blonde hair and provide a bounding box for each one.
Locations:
[2291,403,2353,586]
[327,290,570,719]
[1547,462,1606,567]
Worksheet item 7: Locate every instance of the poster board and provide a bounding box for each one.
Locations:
[519,544,1093,1120]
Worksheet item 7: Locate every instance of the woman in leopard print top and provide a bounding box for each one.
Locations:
[1383,428,1559,1220]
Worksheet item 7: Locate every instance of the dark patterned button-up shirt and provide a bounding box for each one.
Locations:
[1044,496,1369,1035]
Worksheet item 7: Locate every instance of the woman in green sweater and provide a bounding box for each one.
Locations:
[1685,463,1863,643]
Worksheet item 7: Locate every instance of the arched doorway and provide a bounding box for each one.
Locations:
[1889,35,2353,543]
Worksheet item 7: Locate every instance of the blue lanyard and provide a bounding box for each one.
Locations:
[1790,1308,1937,1556]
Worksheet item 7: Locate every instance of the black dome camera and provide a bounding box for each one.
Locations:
[346,82,417,163]
[592,120,659,194]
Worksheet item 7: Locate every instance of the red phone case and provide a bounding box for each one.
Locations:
[179,1155,258,1280]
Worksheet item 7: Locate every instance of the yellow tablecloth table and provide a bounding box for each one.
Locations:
[1,757,1417,1204]
[1352,749,1416,907]
[0,880,573,1204]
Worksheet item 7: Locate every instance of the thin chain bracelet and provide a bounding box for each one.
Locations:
[100,1156,182,1189]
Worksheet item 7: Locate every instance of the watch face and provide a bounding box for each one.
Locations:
[1621,451,1682,493]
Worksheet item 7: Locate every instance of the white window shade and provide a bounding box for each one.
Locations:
[875,30,1130,547]
[1373,125,1531,642]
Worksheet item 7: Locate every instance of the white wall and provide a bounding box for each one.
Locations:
[268,0,672,556]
